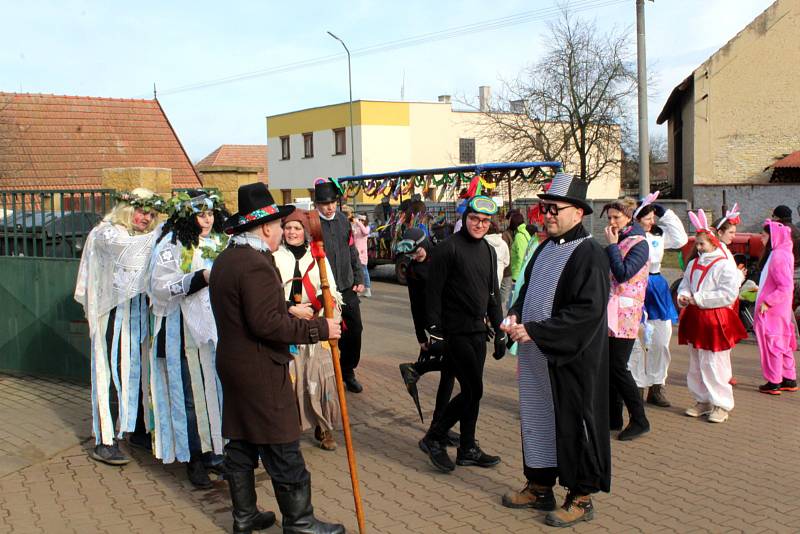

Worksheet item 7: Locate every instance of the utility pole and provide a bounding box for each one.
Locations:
[636,0,650,196]
[327,31,356,178]
[327,31,357,210]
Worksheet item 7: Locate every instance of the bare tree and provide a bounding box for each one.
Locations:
[622,132,669,194]
[474,8,637,184]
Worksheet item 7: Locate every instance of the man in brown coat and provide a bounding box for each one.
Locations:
[210,182,345,534]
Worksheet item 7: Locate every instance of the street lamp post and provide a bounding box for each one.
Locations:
[327,31,356,179]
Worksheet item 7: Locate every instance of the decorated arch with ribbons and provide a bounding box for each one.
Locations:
[331,161,563,203]
[323,162,564,271]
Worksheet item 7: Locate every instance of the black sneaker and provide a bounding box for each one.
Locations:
[456,445,501,467]
[780,378,798,392]
[127,432,152,452]
[419,436,455,473]
[444,430,461,447]
[187,458,213,489]
[759,382,782,395]
[344,375,363,393]
[618,420,650,441]
[89,443,131,466]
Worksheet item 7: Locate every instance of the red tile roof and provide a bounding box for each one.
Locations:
[0,92,201,190]
[197,144,268,183]
[773,151,800,169]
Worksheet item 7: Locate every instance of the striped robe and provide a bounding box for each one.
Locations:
[510,223,612,492]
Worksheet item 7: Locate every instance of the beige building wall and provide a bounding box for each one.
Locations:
[267,100,622,204]
[692,0,800,185]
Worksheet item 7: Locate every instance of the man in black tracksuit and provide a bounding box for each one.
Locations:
[315,180,365,393]
[419,196,507,473]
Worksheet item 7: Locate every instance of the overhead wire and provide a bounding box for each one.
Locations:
[146,0,628,97]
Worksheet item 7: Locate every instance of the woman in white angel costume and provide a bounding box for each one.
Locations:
[74,188,163,466]
[148,189,228,488]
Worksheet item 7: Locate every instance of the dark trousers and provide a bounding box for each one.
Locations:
[608,337,647,425]
[224,439,309,485]
[428,332,486,448]
[414,354,455,425]
[339,289,363,376]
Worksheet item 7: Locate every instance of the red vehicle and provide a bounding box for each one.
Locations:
[671,233,770,332]
[677,233,765,273]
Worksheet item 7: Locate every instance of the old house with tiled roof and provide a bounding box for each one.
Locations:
[656,0,800,229]
[196,145,269,210]
[0,92,201,192]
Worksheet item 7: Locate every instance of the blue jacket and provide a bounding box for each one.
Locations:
[606,221,649,284]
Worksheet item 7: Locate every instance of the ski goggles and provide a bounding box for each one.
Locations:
[395,237,426,255]
[467,195,498,215]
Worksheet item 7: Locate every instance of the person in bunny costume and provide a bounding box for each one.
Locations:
[677,210,747,423]
[753,219,798,394]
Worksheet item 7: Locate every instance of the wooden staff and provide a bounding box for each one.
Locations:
[307,210,366,533]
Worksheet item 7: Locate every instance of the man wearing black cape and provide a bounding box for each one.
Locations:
[500,173,611,528]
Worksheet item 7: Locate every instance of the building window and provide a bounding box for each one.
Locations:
[280,136,290,160]
[334,128,346,155]
[303,133,314,158]
[459,138,476,164]
[281,189,291,205]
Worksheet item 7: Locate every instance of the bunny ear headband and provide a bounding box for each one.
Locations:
[689,209,721,246]
[716,202,741,229]
[633,190,660,219]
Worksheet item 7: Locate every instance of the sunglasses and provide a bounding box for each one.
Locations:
[539,202,576,217]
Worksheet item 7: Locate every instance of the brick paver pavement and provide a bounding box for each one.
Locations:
[1,278,799,533]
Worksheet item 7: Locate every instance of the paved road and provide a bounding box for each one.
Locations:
[1,279,799,533]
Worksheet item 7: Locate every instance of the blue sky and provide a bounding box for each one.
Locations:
[1,0,776,162]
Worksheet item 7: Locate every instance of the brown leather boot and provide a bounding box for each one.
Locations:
[314,426,337,451]
[501,482,556,510]
[646,384,671,407]
[545,493,594,527]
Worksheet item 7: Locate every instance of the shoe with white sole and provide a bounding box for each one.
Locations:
[707,406,729,423]
[685,402,713,418]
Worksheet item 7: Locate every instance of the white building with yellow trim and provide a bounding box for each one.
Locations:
[266,96,620,204]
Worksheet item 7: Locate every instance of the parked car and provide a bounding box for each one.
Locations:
[0,211,103,258]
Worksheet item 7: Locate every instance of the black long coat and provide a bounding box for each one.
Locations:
[209,244,329,444]
[510,225,612,492]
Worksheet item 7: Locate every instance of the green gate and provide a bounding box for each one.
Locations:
[0,189,114,382]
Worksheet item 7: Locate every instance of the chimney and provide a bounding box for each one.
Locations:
[437,95,451,104]
[478,85,491,112]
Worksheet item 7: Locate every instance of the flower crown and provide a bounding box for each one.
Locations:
[114,191,166,213]
[166,190,225,219]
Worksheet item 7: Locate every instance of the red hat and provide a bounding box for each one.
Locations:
[282,208,310,233]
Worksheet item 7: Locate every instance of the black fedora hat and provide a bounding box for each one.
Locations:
[537,172,593,214]
[224,182,295,235]
[314,178,343,203]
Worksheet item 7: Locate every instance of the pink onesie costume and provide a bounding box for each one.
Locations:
[754,220,798,384]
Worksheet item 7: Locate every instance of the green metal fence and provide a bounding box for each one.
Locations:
[1,189,114,259]
[0,189,114,382]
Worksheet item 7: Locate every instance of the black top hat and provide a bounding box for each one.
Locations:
[314,179,342,203]
[537,172,593,214]
[224,182,295,235]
